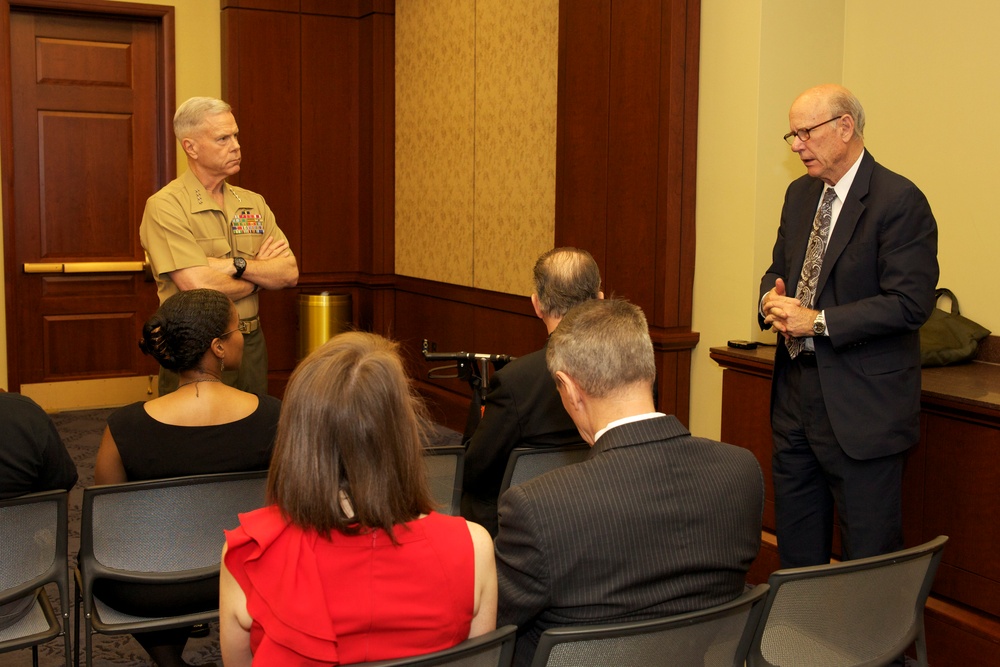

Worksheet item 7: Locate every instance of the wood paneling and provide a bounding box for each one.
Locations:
[301,13,360,274]
[554,0,700,425]
[657,0,698,328]
[556,0,698,332]
[923,412,1000,617]
[606,0,661,312]
[555,0,610,264]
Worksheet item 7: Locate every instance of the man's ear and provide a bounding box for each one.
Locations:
[597,290,605,300]
[555,370,584,412]
[531,293,545,320]
[839,114,855,142]
[181,137,198,160]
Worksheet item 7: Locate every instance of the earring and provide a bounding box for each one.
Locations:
[220,358,226,374]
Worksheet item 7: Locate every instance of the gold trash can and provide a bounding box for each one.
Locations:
[297,292,351,360]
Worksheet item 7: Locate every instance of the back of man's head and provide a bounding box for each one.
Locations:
[547,298,655,399]
[533,247,601,319]
[173,97,232,140]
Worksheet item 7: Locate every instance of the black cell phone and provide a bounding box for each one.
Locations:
[727,339,758,350]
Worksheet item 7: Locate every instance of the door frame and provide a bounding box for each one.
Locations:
[0,0,175,390]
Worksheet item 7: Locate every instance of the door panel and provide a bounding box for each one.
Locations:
[8,9,162,387]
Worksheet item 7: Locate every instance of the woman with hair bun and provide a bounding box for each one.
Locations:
[94,288,281,667]
[219,331,497,666]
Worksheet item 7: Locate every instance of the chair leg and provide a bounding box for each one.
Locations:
[63,610,72,667]
[73,582,80,667]
[85,614,93,667]
[915,618,929,667]
[33,644,40,667]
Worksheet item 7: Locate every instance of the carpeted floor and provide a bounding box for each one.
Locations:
[1,407,461,667]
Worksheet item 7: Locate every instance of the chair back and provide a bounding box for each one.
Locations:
[76,471,268,666]
[424,446,464,516]
[499,444,590,495]
[79,470,267,582]
[0,490,70,664]
[748,535,949,667]
[352,624,517,666]
[530,585,769,667]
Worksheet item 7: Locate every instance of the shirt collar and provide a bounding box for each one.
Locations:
[594,412,666,443]
[831,148,865,201]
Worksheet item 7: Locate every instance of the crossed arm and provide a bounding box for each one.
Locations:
[171,235,299,301]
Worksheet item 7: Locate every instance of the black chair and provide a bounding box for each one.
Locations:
[0,490,71,667]
[424,445,465,516]
[529,585,769,667]
[498,443,590,495]
[351,624,517,666]
[74,470,268,667]
[747,535,949,667]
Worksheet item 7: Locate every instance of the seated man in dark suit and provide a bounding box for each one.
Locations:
[495,299,764,666]
[460,247,602,536]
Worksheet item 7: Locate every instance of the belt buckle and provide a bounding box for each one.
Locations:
[238,319,256,334]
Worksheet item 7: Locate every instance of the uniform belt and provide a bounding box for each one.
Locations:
[796,350,817,366]
[239,317,260,334]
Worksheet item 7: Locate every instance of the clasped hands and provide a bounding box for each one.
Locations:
[762,278,819,340]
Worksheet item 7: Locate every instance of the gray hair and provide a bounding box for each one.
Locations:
[173,97,232,140]
[533,247,601,318]
[546,299,655,399]
[829,89,865,140]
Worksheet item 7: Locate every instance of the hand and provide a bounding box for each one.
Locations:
[762,279,787,333]
[762,278,816,339]
[255,236,290,260]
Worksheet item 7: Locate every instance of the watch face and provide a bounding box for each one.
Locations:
[234,257,247,270]
[813,320,825,335]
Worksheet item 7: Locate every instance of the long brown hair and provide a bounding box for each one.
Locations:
[267,331,434,541]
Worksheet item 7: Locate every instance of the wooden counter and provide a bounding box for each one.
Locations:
[710,344,1000,666]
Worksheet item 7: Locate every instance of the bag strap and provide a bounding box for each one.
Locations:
[936,288,960,314]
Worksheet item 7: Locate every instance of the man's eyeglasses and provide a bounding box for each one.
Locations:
[783,116,842,145]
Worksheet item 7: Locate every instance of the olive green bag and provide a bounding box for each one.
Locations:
[919,288,991,367]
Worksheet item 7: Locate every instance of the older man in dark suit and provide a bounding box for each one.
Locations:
[760,84,938,569]
[461,247,602,536]
[495,299,764,666]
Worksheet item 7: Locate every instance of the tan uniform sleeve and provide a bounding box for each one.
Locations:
[140,195,220,276]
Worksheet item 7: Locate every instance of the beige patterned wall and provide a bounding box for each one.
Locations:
[395,0,476,286]
[395,0,559,295]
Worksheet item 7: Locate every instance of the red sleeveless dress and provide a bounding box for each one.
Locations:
[225,506,474,665]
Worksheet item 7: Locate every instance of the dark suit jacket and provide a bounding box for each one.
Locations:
[461,346,582,535]
[495,415,764,666]
[759,151,938,458]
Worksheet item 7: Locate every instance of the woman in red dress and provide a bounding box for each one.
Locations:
[220,331,497,666]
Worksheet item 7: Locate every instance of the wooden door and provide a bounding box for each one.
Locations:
[4,6,169,390]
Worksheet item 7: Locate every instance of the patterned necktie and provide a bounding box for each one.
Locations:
[787,186,837,359]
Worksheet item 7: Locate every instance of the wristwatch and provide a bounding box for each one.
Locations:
[812,311,827,336]
[233,256,247,280]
